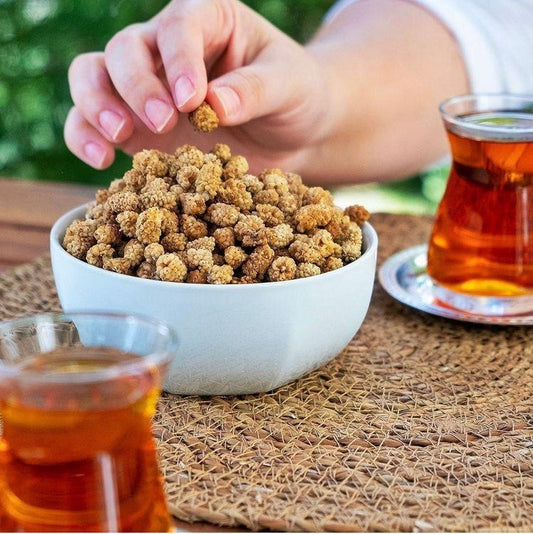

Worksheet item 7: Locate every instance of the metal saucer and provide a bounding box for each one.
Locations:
[378,245,533,326]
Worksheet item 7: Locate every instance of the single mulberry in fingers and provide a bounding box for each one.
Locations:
[189,102,219,133]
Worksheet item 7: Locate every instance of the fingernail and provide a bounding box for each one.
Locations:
[84,142,106,167]
[175,76,195,109]
[99,110,125,141]
[144,98,174,132]
[214,87,240,118]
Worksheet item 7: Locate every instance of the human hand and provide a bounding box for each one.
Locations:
[64,0,329,173]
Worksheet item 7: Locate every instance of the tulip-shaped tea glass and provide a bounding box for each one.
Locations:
[427,94,533,315]
[0,313,177,532]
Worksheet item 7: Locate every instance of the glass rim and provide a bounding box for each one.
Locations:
[439,93,533,140]
[0,312,177,383]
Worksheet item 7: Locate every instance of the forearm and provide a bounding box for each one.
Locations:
[297,0,469,184]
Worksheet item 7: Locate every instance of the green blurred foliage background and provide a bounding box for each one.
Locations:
[0,0,447,212]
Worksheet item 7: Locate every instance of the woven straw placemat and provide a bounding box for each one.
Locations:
[0,214,532,532]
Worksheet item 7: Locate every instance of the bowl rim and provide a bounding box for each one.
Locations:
[51,204,378,291]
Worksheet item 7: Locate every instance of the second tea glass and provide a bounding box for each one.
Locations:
[0,312,177,532]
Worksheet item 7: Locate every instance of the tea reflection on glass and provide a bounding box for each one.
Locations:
[427,94,533,315]
[0,313,176,532]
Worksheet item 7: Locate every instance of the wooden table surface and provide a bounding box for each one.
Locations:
[0,176,245,532]
[0,178,97,272]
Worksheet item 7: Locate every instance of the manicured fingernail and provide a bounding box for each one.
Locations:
[144,98,174,132]
[175,76,195,109]
[84,142,106,167]
[214,87,240,118]
[99,110,125,141]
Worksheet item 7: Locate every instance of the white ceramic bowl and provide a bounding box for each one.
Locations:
[50,205,378,395]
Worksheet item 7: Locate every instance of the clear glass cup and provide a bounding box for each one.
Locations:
[427,94,533,315]
[0,312,177,532]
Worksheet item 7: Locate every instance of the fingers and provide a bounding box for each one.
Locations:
[158,0,292,126]
[68,52,134,144]
[153,0,238,113]
[64,107,115,169]
[155,14,208,113]
[104,24,178,134]
[66,0,293,169]
[208,61,285,126]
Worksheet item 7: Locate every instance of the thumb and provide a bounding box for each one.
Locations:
[208,61,288,126]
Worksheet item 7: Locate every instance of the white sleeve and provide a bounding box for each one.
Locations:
[325,0,533,94]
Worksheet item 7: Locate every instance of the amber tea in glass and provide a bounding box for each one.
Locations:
[0,313,176,532]
[427,94,533,315]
